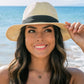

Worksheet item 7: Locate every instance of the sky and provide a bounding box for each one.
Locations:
[0,0,84,6]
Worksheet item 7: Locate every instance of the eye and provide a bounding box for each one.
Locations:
[44,29,52,32]
[28,30,35,33]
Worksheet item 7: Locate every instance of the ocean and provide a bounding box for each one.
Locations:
[0,6,84,71]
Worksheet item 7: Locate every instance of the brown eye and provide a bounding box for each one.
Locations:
[45,29,52,32]
[28,30,35,33]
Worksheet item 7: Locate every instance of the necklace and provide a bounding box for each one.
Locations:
[38,75,42,79]
[29,69,47,79]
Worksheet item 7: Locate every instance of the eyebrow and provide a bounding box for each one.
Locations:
[27,25,53,29]
[27,26,36,29]
[43,25,52,29]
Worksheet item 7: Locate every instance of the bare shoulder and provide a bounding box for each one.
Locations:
[67,68,84,84]
[0,65,9,84]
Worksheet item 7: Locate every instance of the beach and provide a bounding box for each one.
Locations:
[0,6,84,71]
[64,39,84,71]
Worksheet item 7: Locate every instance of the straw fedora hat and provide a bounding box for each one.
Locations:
[6,2,70,41]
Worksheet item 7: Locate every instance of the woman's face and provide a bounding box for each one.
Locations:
[25,24,55,58]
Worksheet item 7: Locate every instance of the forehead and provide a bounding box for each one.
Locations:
[26,24,53,28]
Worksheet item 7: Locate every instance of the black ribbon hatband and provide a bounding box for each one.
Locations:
[22,15,59,24]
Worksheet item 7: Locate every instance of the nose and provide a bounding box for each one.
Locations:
[36,32,43,42]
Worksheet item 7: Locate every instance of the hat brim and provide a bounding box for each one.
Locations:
[6,22,71,41]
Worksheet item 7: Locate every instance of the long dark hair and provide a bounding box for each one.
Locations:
[8,25,71,84]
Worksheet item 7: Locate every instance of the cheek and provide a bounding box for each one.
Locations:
[25,37,33,50]
[50,36,55,47]
[46,34,55,47]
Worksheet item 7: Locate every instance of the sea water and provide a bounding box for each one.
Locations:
[0,6,84,71]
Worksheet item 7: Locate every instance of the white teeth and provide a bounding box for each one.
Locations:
[35,46,45,48]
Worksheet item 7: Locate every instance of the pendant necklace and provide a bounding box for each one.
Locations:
[30,69,45,79]
[38,75,42,79]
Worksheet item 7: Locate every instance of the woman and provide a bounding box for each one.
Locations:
[0,2,84,84]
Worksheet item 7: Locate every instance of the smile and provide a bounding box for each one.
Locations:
[34,44,48,50]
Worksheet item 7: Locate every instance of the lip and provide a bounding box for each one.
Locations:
[34,44,48,50]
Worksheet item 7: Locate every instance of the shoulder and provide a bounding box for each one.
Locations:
[0,65,9,84]
[67,68,84,84]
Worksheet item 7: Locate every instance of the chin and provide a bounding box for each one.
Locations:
[31,54,50,59]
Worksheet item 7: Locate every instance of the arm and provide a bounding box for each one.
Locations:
[0,65,9,84]
[68,68,84,84]
[65,22,84,52]
[74,70,84,84]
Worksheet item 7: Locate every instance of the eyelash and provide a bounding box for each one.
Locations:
[44,29,52,32]
[28,30,35,33]
[28,29,52,33]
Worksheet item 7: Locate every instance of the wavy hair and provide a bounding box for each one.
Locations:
[8,25,71,84]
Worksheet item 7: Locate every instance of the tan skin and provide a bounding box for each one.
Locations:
[0,22,84,84]
[25,24,55,84]
[65,22,84,52]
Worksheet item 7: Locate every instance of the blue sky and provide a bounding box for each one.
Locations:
[0,0,84,6]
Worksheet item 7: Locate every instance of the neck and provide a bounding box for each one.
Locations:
[29,56,50,73]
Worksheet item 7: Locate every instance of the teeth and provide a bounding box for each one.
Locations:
[35,46,45,48]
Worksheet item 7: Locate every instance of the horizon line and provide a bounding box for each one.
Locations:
[0,5,84,7]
